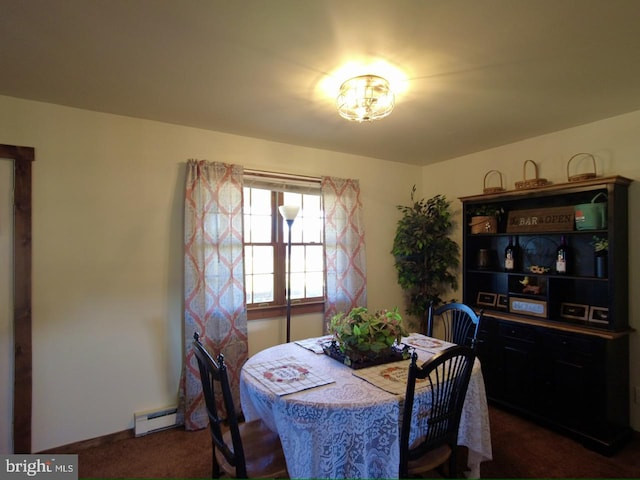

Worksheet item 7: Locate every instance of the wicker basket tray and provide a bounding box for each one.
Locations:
[322,341,410,369]
[483,170,506,194]
[515,159,549,190]
[567,152,597,182]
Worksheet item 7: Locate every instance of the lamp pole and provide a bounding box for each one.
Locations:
[278,205,299,343]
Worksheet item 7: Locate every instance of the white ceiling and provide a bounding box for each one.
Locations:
[2,0,640,166]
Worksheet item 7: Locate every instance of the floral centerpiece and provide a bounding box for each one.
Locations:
[324,306,410,369]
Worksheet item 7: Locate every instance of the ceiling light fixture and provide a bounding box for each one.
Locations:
[336,74,395,122]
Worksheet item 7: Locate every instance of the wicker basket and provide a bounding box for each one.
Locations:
[483,170,506,194]
[515,159,549,190]
[567,152,597,182]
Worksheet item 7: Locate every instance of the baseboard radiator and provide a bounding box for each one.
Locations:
[134,406,178,437]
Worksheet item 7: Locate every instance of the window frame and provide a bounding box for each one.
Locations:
[244,188,324,320]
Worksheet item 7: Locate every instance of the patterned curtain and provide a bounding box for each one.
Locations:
[180,160,248,430]
[322,177,367,331]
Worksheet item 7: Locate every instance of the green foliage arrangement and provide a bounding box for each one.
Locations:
[391,187,460,325]
[329,306,408,355]
[467,204,505,219]
[592,236,608,253]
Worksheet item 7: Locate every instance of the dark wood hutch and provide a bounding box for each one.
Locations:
[460,176,633,454]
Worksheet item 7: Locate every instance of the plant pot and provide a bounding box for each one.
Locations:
[322,341,409,370]
[469,215,498,234]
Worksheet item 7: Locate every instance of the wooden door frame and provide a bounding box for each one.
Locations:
[1,144,34,453]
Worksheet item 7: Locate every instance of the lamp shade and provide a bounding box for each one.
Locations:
[278,205,300,221]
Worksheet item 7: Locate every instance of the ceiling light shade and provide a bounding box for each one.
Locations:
[336,75,395,122]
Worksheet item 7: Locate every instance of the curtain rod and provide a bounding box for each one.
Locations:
[244,168,322,184]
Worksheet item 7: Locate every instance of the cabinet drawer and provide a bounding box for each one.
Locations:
[498,322,536,343]
[541,332,592,355]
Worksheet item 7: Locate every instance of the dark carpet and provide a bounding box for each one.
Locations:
[75,406,640,478]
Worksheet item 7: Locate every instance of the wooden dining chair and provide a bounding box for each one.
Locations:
[427,302,483,349]
[399,345,476,478]
[192,333,288,478]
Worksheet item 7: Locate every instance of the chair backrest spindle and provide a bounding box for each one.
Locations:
[400,345,476,478]
[192,332,248,478]
[427,302,483,350]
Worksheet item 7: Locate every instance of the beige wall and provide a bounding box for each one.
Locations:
[1,93,639,451]
[421,109,640,431]
[0,95,419,451]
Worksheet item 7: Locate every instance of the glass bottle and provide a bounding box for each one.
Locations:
[505,236,515,272]
[556,235,570,274]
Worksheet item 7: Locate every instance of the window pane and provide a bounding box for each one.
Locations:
[250,188,272,214]
[305,271,324,298]
[283,191,302,208]
[244,246,253,274]
[245,275,253,304]
[252,246,274,274]
[302,216,323,244]
[302,194,323,244]
[253,274,274,303]
[290,246,305,273]
[250,215,272,243]
[244,187,272,243]
[245,245,274,305]
[290,272,305,299]
[305,245,323,271]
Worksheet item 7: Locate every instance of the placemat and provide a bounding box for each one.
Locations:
[244,356,334,396]
[295,335,334,354]
[352,360,429,395]
[402,333,454,353]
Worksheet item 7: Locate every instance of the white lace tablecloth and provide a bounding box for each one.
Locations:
[240,335,492,479]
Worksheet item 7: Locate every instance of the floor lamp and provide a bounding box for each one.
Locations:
[279,205,299,343]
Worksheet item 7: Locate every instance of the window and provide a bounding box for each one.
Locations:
[243,186,324,319]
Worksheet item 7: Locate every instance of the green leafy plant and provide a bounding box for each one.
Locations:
[592,236,608,253]
[468,204,505,219]
[391,187,460,326]
[329,307,408,355]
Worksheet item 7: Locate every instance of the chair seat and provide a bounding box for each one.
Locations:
[216,419,288,478]
[407,444,452,476]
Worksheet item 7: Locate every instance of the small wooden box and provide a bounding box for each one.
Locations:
[560,302,589,321]
[476,291,497,307]
[506,206,575,233]
[589,306,610,325]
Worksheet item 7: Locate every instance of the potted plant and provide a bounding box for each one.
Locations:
[391,187,460,331]
[467,204,504,234]
[325,306,409,368]
[592,235,608,278]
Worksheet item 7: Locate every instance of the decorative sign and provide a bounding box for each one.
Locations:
[506,206,575,233]
[509,297,548,318]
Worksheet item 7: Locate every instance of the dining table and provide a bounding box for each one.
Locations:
[239,333,492,479]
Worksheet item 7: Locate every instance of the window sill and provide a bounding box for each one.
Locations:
[247,301,324,320]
